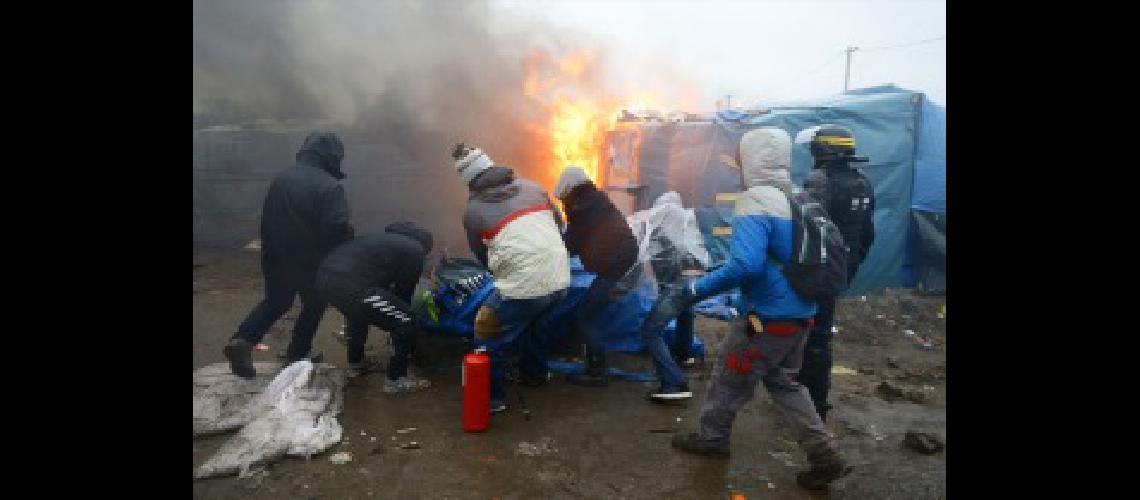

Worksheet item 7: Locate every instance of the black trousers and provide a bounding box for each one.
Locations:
[317,271,417,380]
[234,267,328,362]
[799,265,858,421]
[800,295,836,420]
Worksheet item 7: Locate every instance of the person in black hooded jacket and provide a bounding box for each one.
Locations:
[553,165,639,387]
[315,222,432,393]
[224,131,354,379]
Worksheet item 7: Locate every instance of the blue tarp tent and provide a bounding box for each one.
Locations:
[612,85,945,295]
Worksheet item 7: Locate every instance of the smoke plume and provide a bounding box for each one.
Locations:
[194,0,584,252]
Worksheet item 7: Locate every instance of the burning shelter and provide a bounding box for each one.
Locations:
[597,85,946,296]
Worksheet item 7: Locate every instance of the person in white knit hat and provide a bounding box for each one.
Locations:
[452,143,571,415]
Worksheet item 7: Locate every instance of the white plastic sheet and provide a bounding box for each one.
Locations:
[625,192,710,291]
[193,361,345,479]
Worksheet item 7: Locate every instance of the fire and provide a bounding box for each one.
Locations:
[522,50,654,195]
[549,98,611,188]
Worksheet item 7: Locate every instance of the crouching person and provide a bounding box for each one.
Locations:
[315,222,434,393]
[454,143,571,414]
[668,128,850,491]
[553,165,640,388]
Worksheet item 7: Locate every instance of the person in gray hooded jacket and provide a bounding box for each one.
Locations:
[667,128,850,491]
[224,131,354,379]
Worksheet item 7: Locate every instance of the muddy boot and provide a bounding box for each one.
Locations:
[796,445,851,490]
[566,348,608,387]
[815,401,833,422]
[223,338,256,379]
[671,432,730,458]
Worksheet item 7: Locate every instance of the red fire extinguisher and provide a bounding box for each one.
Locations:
[462,346,490,432]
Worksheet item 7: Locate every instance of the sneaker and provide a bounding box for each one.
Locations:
[490,400,508,415]
[223,339,256,379]
[383,376,431,394]
[671,432,730,458]
[647,384,693,402]
[796,449,851,490]
[566,371,608,387]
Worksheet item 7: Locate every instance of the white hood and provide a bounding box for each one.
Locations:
[739,127,793,190]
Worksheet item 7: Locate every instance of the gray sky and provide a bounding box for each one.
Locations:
[491,0,945,109]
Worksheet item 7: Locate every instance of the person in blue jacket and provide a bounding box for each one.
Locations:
[666,127,850,491]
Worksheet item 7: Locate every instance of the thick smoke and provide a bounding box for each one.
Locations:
[193,0,581,254]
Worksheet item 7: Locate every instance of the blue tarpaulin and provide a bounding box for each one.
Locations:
[419,257,706,357]
[622,85,946,295]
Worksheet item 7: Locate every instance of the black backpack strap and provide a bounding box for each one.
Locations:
[767,185,795,269]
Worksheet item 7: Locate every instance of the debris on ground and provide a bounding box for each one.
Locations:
[768,451,798,467]
[396,427,417,434]
[876,381,928,404]
[831,365,859,376]
[244,239,262,251]
[869,424,887,441]
[903,431,944,454]
[329,452,353,464]
[399,442,421,450]
[237,466,269,490]
[516,437,557,456]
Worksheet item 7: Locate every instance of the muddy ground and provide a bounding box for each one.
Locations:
[193,249,946,499]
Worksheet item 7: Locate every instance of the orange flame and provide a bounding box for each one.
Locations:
[522,50,659,197]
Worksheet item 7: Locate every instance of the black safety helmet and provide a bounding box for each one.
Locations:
[809,124,857,161]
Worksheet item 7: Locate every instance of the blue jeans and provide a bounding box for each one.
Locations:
[672,306,694,360]
[639,283,691,389]
[476,288,566,402]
